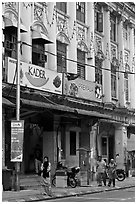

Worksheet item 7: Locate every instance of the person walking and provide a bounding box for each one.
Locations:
[96,156,106,186]
[41,156,53,197]
[107,158,117,187]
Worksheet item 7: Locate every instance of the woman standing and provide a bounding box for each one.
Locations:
[107,159,117,187]
[41,156,53,196]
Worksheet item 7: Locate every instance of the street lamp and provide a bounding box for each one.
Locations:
[15,2,21,191]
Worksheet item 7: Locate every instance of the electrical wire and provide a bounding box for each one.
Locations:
[21,41,135,75]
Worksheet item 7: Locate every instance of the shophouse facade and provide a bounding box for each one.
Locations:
[2,2,135,183]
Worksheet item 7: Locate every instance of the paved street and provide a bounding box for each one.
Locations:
[2,177,135,202]
[46,187,135,202]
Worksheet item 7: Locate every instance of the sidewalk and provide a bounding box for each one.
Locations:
[2,177,135,202]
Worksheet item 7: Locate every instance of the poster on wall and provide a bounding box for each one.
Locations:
[11,120,24,162]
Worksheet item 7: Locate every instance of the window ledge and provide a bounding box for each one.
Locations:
[95,30,104,38]
[112,97,118,102]
[76,20,89,29]
[56,8,70,19]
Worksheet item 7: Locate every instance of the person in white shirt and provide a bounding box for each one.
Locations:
[96,156,106,186]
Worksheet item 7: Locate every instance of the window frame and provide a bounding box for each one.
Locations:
[77,49,85,80]
[32,42,46,68]
[4,31,17,59]
[56,2,67,13]
[124,72,129,102]
[76,2,85,23]
[110,13,116,42]
[95,56,102,85]
[111,64,117,98]
[94,3,103,33]
[57,41,67,73]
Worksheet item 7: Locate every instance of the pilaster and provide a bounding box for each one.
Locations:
[47,2,56,71]
[67,2,77,74]
[117,19,125,106]
[103,7,111,103]
[115,125,127,169]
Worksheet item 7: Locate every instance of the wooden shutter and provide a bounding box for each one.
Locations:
[98,12,103,32]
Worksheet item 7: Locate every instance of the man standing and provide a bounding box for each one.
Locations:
[96,155,106,186]
[34,144,42,175]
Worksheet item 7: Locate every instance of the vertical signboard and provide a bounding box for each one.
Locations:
[11,120,24,162]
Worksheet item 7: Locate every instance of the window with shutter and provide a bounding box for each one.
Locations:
[124,72,129,101]
[57,41,67,73]
[94,3,103,33]
[77,49,85,80]
[110,14,116,42]
[32,43,46,68]
[111,64,117,98]
[4,32,17,59]
[95,56,102,84]
[98,12,103,32]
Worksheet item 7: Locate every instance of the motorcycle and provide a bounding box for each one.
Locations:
[52,162,80,188]
[116,169,126,181]
[105,168,126,181]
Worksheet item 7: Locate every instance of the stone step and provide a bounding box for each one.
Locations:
[20,174,42,190]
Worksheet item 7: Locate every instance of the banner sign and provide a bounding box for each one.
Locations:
[11,120,24,162]
[64,77,102,102]
[7,57,62,95]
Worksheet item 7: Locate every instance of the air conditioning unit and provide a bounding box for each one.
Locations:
[5,40,13,51]
[39,54,47,63]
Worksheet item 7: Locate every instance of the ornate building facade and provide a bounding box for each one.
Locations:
[2,2,135,182]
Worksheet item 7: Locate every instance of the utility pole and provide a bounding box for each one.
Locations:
[15,2,21,191]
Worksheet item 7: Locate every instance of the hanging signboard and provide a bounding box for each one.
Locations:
[11,120,24,162]
[6,57,62,95]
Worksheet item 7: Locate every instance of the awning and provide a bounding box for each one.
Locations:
[2,97,15,107]
[4,16,27,33]
[32,29,53,44]
[21,98,110,119]
[76,109,110,119]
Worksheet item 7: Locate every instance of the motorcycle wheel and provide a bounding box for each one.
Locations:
[117,173,125,181]
[69,177,77,188]
[52,177,56,186]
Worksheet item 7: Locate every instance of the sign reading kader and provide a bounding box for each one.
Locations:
[11,120,24,162]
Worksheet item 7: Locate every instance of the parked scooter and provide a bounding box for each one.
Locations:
[52,162,80,188]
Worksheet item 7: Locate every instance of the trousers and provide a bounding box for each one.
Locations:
[35,159,41,174]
